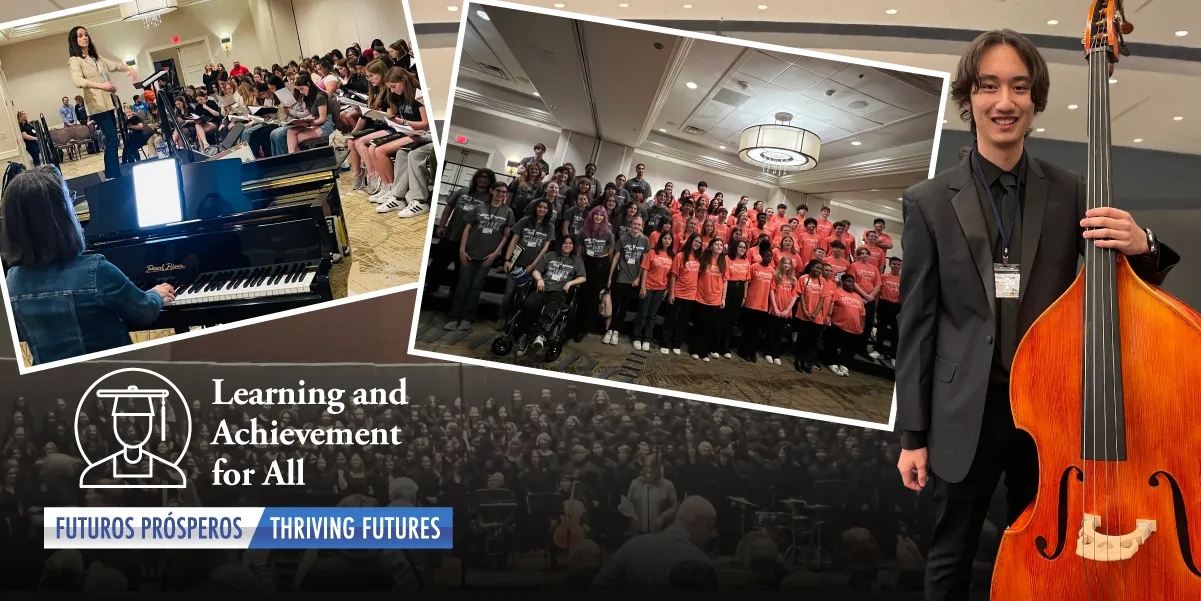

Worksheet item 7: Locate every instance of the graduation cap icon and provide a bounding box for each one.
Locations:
[98,385,170,442]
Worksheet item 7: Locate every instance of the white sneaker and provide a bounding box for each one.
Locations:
[691,354,700,360]
[723,353,732,359]
[703,357,710,362]
[709,353,720,359]
[869,351,883,360]
[672,348,681,355]
[660,347,669,355]
[366,173,381,194]
[774,357,782,366]
[609,331,620,345]
[765,355,774,364]
[532,335,546,353]
[398,203,430,218]
[634,341,644,351]
[376,197,406,212]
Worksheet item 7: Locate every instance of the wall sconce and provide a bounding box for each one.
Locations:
[220,34,231,53]
[125,57,137,67]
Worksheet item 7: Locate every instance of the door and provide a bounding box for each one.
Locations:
[440,145,491,202]
[177,42,210,89]
[0,64,22,164]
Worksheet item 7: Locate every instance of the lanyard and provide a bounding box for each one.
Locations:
[971,149,1025,264]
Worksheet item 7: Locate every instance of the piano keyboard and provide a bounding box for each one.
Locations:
[146,262,320,307]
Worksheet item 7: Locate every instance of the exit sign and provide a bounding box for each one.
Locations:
[454,135,467,144]
[172,36,180,44]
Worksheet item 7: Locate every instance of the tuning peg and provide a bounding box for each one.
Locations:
[1121,22,1134,35]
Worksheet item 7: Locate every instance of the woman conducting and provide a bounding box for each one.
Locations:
[67,26,138,180]
[1,167,175,365]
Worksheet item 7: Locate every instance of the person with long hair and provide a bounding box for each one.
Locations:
[367,68,430,207]
[826,273,865,377]
[633,230,674,352]
[17,112,40,166]
[350,59,398,193]
[763,256,798,366]
[522,237,587,356]
[738,242,774,362]
[662,233,702,355]
[269,73,333,156]
[428,168,495,294]
[389,39,418,75]
[573,206,615,342]
[508,163,544,216]
[604,216,649,346]
[691,238,727,361]
[1,167,174,365]
[445,182,513,331]
[794,259,831,373]
[67,26,137,179]
[716,239,750,359]
[497,198,555,329]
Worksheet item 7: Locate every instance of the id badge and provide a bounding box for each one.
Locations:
[994,263,1020,299]
[627,256,637,264]
[481,227,494,235]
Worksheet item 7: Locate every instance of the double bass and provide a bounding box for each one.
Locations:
[991,1,1201,598]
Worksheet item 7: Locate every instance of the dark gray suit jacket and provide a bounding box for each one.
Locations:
[895,153,1179,483]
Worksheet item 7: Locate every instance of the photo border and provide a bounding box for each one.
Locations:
[2,0,443,375]
[409,0,952,431]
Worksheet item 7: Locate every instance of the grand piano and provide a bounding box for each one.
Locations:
[80,147,344,334]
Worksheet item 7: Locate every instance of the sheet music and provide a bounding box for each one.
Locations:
[218,94,239,107]
[274,87,298,107]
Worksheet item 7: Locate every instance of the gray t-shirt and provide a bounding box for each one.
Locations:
[464,203,515,260]
[562,205,590,237]
[614,233,650,285]
[535,251,585,294]
[445,190,489,242]
[580,231,615,260]
[510,216,556,268]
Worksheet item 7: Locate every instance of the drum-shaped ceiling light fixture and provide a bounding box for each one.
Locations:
[738,112,821,176]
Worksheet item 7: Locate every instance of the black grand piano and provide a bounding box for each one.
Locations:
[80,147,345,334]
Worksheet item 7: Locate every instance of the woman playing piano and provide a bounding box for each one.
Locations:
[0,167,175,365]
[67,26,138,180]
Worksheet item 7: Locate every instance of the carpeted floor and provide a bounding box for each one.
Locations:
[412,307,895,425]
[16,150,429,367]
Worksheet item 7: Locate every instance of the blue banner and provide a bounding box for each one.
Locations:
[251,507,454,549]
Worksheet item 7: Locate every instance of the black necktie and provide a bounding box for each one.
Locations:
[998,172,1018,258]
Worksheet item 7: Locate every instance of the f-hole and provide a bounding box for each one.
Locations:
[1150,471,1201,577]
[1036,466,1084,560]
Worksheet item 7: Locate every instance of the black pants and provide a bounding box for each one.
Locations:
[763,315,788,358]
[662,298,695,350]
[740,309,769,359]
[717,281,745,354]
[877,300,900,359]
[609,281,635,334]
[925,385,1038,600]
[518,290,566,336]
[861,299,878,355]
[249,123,279,158]
[25,143,40,166]
[92,111,120,179]
[793,318,824,365]
[826,326,858,367]
[426,237,462,295]
[573,257,609,338]
[691,303,723,356]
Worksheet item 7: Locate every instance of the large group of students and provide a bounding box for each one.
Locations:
[429,144,904,376]
[21,35,434,219]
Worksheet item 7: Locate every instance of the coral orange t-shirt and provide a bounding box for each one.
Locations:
[865,244,887,272]
[641,249,674,292]
[831,288,867,334]
[670,253,701,301]
[815,218,835,238]
[796,274,828,324]
[696,260,726,306]
[850,261,882,296]
[714,223,730,243]
[823,255,851,278]
[770,278,798,317]
[880,272,901,303]
[726,258,751,283]
[796,232,825,265]
[744,263,775,312]
[773,249,802,273]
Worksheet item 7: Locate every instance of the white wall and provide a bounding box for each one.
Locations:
[630,152,772,204]
[0,0,262,131]
[412,39,455,120]
[292,0,408,59]
[249,0,301,67]
[445,106,559,174]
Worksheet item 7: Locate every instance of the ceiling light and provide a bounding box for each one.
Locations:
[619,2,629,6]
[757,4,768,9]
[942,119,948,124]
[1133,138,1144,143]
[1175,31,1188,37]
[659,128,666,132]
[1109,78,1117,83]
[1047,19,1059,25]
[1036,128,1045,132]
[719,145,726,149]
[896,197,902,201]
[683,3,692,7]
[686,81,697,89]
[1068,104,1078,110]
[738,112,821,175]
[533,92,540,97]
[446,5,458,10]
[885,9,898,15]
[1174,116,1184,121]
[851,141,862,146]
[554,3,566,7]
[477,9,489,19]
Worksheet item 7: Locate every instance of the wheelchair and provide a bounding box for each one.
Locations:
[491,266,579,363]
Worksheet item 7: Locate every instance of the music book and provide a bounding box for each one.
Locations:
[274,87,298,107]
[218,94,239,107]
[247,105,277,116]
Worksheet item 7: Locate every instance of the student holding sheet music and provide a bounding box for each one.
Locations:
[172,97,210,152]
[368,68,430,208]
[67,26,137,180]
[269,73,335,156]
[349,59,400,194]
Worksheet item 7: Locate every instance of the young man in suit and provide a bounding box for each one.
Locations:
[894,29,1180,600]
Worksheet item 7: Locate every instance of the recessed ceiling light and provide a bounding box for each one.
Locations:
[1175,31,1188,37]
[619,2,629,6]
[659,128,666,132]
[1047,19,1059,25]
[896,197,902,201]
[683,3,692,7]
[685,81,697,89]
[554,3,566,7]
[851,141,862,146]
[758,4,768,9]
[1109,78,1117,83]
[477,10,489,19]
[885,9,898,15]
[446,5,458,10]
[1133,138,1144,143]
[942,119,948,124]
[1068,104,1078,110]
[1036,128,1045,132]
[1174,116,1184,121]
[719,145,726,149]
[533,92,540,97]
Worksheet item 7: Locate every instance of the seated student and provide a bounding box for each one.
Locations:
[270,73,334,156]
[498,198,555,329]
[120,104,148,163]
[444,182,513,331]
[1,167,175,365]
[171,97,208,151]
[368,68,430,206]
[389,39,419,76]
[520,237,587,356]
[192,89,221,143]
[351,60,399,194]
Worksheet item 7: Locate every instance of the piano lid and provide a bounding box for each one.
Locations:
[240,146,339,188]
[83,157,256,241]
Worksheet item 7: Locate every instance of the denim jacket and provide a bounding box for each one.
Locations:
[6,253,163,365]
